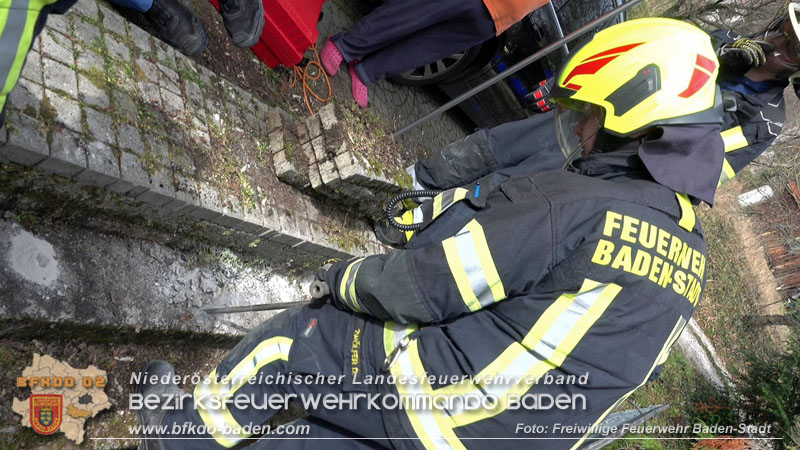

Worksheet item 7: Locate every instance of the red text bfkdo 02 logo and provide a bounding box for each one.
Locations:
[30,394,63,435]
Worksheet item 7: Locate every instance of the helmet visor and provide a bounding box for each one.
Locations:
[554,102,605,164]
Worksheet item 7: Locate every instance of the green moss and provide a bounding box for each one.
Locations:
[392,169,413,189]
[257,140,270,162]
[83,66,110,90]
[176,61,204,87]
[238,173,256,212]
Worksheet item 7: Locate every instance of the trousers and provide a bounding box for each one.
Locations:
[333,0,496,85]
[159,304,393,449]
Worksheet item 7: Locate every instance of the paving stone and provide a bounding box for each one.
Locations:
[159,72,180,95]
[154,40,176,66]
[74,140,119,187]
[30,34,41,53]
[1,113,49,165]
[318,159,341,187]
[104,33,131,62]
[73,18,102,48]
[169,174,200,210]
[266,107,288,133]
[113,150,150,196]
[318,104,338,130]
[45,90,82,132]
[145,137,167,162]
[20,51,43,85]
[294,120,310,144]
[117,124,144,155]
[9,78,44,115]
[138,81,161,105]
[305,114,322,139]
[190,183,224,221]
[209,206,246,229]
[99,4,127,38]
[112,90,138,124]
[160,87,184,116]
[136,166,174,206]
[37,128,87,178]
[75,46,104,73]
[311,136,326,162]
[127,24,153,53]
[43,58,78,98]
[184,81,203,107]
[40,31,74,67]
[134,57,159,84]
[78,74,110,109]
[72,0,99,17]
[84,107,115,144]
[46,14,72,35]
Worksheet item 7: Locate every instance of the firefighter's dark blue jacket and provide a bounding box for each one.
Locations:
[323,139,712,449]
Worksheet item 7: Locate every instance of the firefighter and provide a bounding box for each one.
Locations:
[407,2,800,202]
[0,0,77,130]
[136,18,723,450]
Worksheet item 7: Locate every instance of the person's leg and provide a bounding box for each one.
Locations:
[150,305,357,450]
[333,0,487,69]
[107,0,153,13]
[351,0,495,85]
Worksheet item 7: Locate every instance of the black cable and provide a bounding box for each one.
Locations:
[385,190,443,231]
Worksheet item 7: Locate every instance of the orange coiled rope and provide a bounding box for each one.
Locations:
[289,43,333,115]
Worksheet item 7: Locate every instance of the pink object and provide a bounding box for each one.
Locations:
[349,63,368,108]
[208,0,327,68]
[320,37,344,76]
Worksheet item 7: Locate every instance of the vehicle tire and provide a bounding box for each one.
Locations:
[390,38,499,86]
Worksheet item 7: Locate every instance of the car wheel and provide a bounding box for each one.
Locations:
[390,42,492,86]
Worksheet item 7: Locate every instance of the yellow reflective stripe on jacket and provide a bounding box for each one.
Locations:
[432,188,469,220]
[717,126,748,186]
[441,280,622,427]
[676,193,696,232]
[569,315,687,450]
[0,0,58,107]
[442,219,505,312]
[338,258,366,313]
[721,126,748,153]
[718,158,737,186]
[390,337,466,450]
[194,336,292,447]
[387,280,621,440]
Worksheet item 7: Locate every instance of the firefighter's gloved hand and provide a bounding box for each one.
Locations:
[526,78,555,113]
[718,38,774,75]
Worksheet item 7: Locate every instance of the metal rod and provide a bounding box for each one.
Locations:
[546,1,569,57]
[202,300,312,314]
[392,0,643,139]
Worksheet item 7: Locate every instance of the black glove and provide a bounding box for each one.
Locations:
[526,78,555,113]
[718,38,774,76]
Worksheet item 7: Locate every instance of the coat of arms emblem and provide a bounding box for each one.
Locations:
[30,394,62,435]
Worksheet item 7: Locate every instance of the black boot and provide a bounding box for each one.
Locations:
[145,0,208,56]
[135,360,186,450]
[219,0,264,48]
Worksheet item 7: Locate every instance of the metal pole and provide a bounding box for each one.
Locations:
[546,1,569,57]
[202,300,311,314]
[392,0,643,139]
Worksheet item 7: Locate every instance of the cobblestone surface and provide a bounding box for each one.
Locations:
[2,1,386,266]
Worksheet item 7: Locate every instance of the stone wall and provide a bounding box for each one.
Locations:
[1,0,399,267]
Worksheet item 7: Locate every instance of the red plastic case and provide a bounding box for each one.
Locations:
[208,0,327,68]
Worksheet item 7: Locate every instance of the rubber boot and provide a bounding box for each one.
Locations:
[135,360,186,450]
